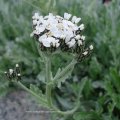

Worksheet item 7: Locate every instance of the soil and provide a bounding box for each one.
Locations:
[0,90,50,120]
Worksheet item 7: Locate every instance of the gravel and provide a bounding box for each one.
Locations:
[0,90,50,120]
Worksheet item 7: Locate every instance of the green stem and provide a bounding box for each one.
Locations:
[44,56,80,115]
[46,83,53,108]
[45,56,51,82]
[45,55,53,108]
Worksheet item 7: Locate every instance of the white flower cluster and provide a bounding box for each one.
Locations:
[31,12,86,49]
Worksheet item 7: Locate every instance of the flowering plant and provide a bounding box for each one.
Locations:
[30,12,93,57]
[5,12,93,117]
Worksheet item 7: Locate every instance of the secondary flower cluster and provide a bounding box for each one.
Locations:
[31,12,93,58]
[4,64,21,81]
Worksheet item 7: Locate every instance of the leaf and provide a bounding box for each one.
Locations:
[89,57,102,79]
[57,67,73,88]
[73,112,92,120]
[53,59,76,88]
[0,74,9,97]
[37,72,46,83]
[56,94,73,110]
[105,74,120,109]
[0,81,9,97]
[30,84,46,100]
[109,68,120,93]
[82,78,93,98]
[112,94,120,109]
[54,68,61,79]
[17,82,48,108]
[73,111,102,120]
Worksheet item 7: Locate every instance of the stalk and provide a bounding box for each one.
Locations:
[45,55,53,108]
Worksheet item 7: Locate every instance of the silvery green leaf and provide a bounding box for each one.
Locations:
[37,72,46,83]
[56,94,73,109]
[54,68,61,79]
[30,84,46,100]
[56,65,74,88]
[53,59,76,88]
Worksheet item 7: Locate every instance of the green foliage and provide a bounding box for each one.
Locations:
[0,0,120,119]
[0,73,9,97]
[105,68,120,109]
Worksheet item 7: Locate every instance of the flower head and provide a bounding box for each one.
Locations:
[31,12,93,60]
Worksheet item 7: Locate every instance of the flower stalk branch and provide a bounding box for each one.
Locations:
[44,54,81,115]
[16,81,49,108]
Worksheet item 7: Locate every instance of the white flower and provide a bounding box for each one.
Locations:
[36,25,45,33]
[31,12,89,50]
[54,40,60,47]
[56,43,60,47]
[72,16,81,24]
[89,45,93,50]
[78,40,83,46]
[72,16,77,23]
[39,36,60,48]
[60,34,66,39]
[32,13,40,19]
[75,18,81,24]
[39,34,47,42]
[65,35,71,43]
[79,24,84,30]
[75,35,81,40]
[82,51,88,56]
[42,37,53,47]
[81,35,85,40]
[67,38,76,48]
[33,19,38,25]
[64,13,72,20]
[9,69,13,75]
[38,16,44,23]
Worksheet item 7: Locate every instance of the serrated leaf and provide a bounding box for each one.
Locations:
[0,74,9,97]
[73,112,93,120]
[54,68,61,79]
[53,60,76,88]
[110,68,120,93]
[112,94,120,109]
[17,82,48,108]
[37,72,46,83]
[0,81,9,97]
[56,94,73,110]
[73,111,102,120]
[30,84,46,100]
[57,67,74,88]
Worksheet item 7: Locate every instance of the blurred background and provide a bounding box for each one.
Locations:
[0,0,120,120]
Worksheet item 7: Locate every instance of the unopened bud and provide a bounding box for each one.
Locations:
[82,51,88,56]
[17,73,21,76]
[16,64,19,67]
[4,71,7,74]
[89,45,93,50]
[9,69,14,75]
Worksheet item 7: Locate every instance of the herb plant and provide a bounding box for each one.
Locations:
[4,12,93,119]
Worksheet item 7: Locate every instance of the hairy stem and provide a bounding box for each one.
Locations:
[45,55,53,108]
[45,56,51,82]
[45,57,81,115]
